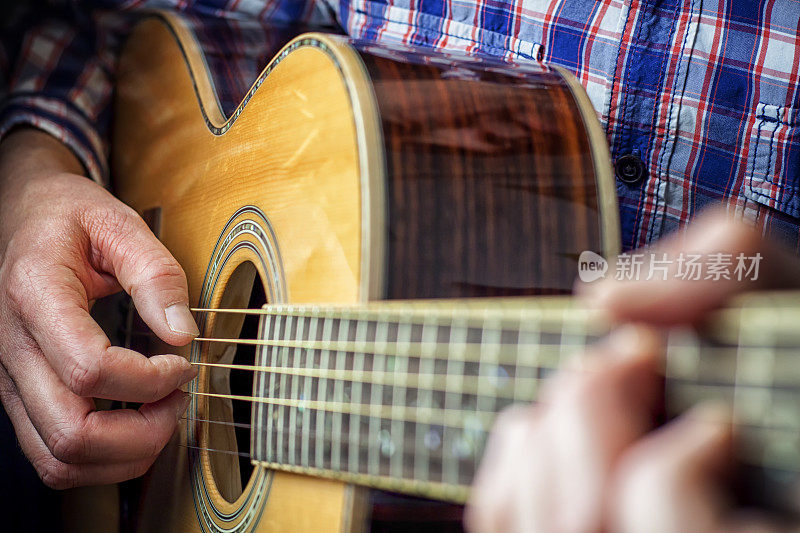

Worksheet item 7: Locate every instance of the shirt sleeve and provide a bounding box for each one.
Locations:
[0,1,334,186]
[0,4,131,185]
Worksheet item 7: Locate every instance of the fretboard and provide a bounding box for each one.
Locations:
[248,293,800,504]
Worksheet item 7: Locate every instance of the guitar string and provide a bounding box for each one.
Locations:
[189,306,800,336]
[178,420,451,461]
[181,409,456,461]
[179,443,251,458]
[184,388,800,432]
[192,338,584,368]
[192,307,596,317]
[179,403,800,463]
[186,336,800,401]
[192,361,540,400]
[180,411,800,435]
[191,306,800,316]
[192,307,609,336]
[188,390,498,426]
[183,348,798,462]
[181,415,251,429]
[191,337,800,358]
[169,308,798,461]
[182,375,800,463]
[183,417,364,444]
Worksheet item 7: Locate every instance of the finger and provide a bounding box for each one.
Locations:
[466,405,544,533]
[81,205,199,345]
[611,403,735,533]
[9,353,189,463]
[468,326,664,533]
[542,326,663,531]
[0,381,160,489]
[579,208,800,325]
[9,267,195,401]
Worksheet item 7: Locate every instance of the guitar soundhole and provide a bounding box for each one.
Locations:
[231,281,265,493]
[206,261,266,503]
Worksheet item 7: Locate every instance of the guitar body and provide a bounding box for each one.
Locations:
[109,12,617,533]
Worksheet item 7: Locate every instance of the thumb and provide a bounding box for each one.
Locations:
[85,206,199,346]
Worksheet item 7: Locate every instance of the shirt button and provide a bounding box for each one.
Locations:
[615,154,646,185]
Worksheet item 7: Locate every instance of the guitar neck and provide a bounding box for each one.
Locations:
[234,293,800,503]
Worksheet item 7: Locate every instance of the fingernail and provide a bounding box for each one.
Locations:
[180,365,198,385]
[165,304,200,336]
[606,325,645,359]
[177,393,191,420]
[686,401,732,426]
[682,402,733,447]
[578,278,615,308]
[606,325,663,361]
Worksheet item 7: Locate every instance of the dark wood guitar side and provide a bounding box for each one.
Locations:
[354,46,617,299]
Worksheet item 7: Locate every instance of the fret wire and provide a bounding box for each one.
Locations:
[764,339,780,432]
[288,315,305,467]
[514,309,539,403]
[264,314,281,463]
[734,310,780,433]
[415,315,437,484]
[444,314,468,486]
[478,311,502,479]
[368,312,389,477]
[558,305,585,373]
[331,318,347,473]
[253,313,272,461]
[391,312,412,480]
[734,319,743,426]
[349,312,367,478]
[276,314,293,465]
[301,315,319,468]
[315,317,333,470]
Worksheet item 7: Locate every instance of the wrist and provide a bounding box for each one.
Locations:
[0,127,85,184]
[0,128,89,232]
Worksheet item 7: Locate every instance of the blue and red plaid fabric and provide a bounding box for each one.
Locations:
[2,0,800,251]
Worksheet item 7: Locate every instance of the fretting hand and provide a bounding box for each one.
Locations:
[467,211,800,532]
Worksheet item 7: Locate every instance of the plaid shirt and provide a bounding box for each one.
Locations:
[2,1,799,252]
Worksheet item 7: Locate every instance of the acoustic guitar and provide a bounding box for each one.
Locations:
[89,10,800,532]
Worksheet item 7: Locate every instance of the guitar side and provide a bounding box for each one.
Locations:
[107,12,616,533]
